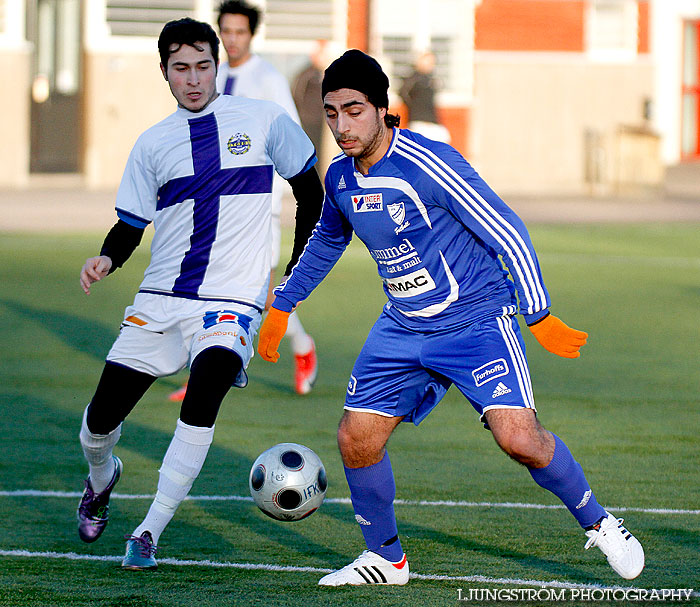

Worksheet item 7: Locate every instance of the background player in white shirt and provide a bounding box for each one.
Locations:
[75,18,323,571]
[216,0,318,395]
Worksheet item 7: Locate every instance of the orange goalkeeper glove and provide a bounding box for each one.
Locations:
[528,314,588,359]
[257,307,290,362]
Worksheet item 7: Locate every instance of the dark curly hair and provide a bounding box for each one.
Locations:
[158,18,219,69]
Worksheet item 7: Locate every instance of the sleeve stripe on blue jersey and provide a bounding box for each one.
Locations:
[116,208,151,229]
[276,193,331,297]
[394,134,547,314]
[395,135,545,312]
[397,134,548,312]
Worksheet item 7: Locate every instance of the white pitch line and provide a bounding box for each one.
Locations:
[0,490,697,515]
[0,549,683,595]
[0,549,331,574]
[394,499,700,516]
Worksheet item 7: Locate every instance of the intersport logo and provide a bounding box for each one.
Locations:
[352,193,383,212]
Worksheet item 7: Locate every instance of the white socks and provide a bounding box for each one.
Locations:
[286,310,313,354]
[132,419,214,545]
[79,406,121,493]
[80,410,216,546]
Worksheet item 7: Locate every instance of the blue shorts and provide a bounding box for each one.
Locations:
[344,311,536,425]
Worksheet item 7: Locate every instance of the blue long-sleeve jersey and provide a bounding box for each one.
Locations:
[275,128,550,330]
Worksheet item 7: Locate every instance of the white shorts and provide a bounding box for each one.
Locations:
[106,293,261,387]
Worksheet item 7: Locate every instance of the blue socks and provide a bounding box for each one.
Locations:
[529,434,606,528]
[345,435,602,560]
[344,451,404,562]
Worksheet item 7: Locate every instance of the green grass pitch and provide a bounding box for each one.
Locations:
[0,223,698,606]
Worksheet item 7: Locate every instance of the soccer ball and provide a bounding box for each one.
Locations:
[249,443,327,521]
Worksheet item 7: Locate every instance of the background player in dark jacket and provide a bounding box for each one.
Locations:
[399,50,450,143]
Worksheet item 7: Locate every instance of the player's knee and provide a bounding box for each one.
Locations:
[181,347,242,428]
[486,408,553,466]
[337,414,383,467]
[496,431,532,462]
[190,346,242,381]
[337,421,358,462]
[88,361,156,433]
[494,427,553,467]
[86,402,118,436]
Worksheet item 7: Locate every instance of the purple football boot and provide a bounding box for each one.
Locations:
[77,455,123,543]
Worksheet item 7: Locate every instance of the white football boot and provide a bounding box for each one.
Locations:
[318,550,410,586]
[584,512,644,579]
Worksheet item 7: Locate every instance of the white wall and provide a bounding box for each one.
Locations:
[472,55,654,194]
[650,0,700,164]
[0,0,30,186]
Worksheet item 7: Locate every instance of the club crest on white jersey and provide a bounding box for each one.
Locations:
[383,267,436,298]
[227,133,252,155]
[352,193,383,212]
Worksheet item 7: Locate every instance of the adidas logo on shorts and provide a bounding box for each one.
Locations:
[491,382,512,398]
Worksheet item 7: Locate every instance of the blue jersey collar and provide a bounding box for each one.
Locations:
[353,127,399,177]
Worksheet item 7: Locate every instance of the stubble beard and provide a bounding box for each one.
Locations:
[339,110,385,162]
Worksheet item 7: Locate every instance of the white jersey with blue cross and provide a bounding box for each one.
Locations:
[114,94,315,310]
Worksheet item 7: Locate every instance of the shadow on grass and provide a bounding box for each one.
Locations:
[649,525,700,552]
[398,517,597,582]
[0,297,117,362]
[1,389,346,566]
[0,297,600,577]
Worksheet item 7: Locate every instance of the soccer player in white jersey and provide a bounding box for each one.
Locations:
[258,50,644,585]
[75,18,323,571]
[214,0,318,395]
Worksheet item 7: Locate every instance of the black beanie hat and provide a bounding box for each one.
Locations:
[321,49,390,109]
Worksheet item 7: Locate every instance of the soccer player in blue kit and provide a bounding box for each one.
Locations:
[258,50,644,585]
[76,18,323,570]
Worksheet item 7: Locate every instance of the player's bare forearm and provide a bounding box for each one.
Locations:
[80,255,113,295]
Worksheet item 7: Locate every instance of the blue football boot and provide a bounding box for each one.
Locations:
[77,455,122,543]
[122,531,158,570]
